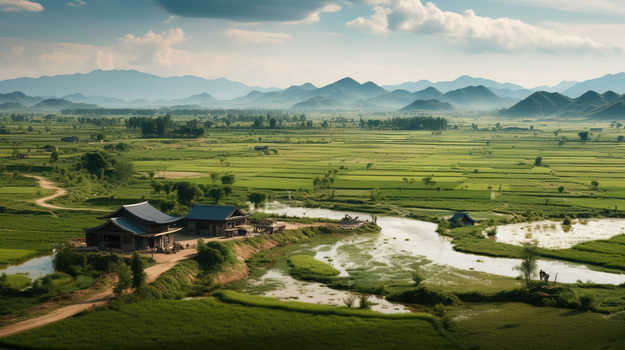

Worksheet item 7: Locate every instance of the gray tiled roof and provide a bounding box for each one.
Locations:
[85,217,150,235]
[103,201,182,224]
[186,205,249,221]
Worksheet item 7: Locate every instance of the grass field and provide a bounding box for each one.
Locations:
[451,302,625,350]
[0,297,460,350]
[288,255,340,276]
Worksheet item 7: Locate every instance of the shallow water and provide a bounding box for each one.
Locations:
[258,203,625,285]
[254,270,410,314]
[0,254,54,280]
[495,219,625,249]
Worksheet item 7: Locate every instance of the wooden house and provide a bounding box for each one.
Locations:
[15,153,29,159]
[185,205,251,237]
[84,201,183,252]
[448,212,477,227]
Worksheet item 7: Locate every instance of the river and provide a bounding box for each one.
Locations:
[257,202,625,285]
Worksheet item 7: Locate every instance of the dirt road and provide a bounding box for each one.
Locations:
[23,174,105,211]
[0,248,198,338]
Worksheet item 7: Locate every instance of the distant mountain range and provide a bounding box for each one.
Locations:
[0,70,280,101]
[498,90,625,119]
[2,69,625,113]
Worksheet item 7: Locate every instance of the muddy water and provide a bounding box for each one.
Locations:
[495,219,625,249]
[0,254,54,280]
[257,203,625,285]
[253,270,410,314]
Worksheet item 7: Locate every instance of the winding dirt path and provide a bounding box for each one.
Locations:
[23,174,105,211]
[0,249,198,338]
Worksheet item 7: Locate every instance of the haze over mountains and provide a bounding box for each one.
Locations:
[1,70,625,117]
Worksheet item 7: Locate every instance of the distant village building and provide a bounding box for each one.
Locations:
[448,212,477,227]
[254,146,269,150]
[185,205,251,237]
[15,153,29,159]
[84,202,182,252]
[61,136,79,142]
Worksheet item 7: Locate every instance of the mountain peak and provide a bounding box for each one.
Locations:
[332,77,360,88]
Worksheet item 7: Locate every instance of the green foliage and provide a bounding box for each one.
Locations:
[131,252,147,290]
[220,174,236,185]
[288,255,340,277]
[513,242,539,288]
[114,262,132,296]
[173,181,201,206]
[534,156,542,166]
[248,191,268,208]
[196,239,238,269]
[0,296,457,350]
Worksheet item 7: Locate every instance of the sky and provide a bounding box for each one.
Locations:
[1,0,624,89]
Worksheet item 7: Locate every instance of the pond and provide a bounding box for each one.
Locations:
[0,254,54,280]
[256,203,625,285]
[494,219,625,249]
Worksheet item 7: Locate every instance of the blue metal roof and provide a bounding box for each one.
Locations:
[103,201,182,224]
[186,205,249,221]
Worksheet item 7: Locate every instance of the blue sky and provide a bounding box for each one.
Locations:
[1,0,624,88]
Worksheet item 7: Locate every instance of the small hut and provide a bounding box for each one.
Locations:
[448,212,477,227]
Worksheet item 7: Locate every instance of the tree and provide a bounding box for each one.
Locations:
[151,181,163,194]
[558,186,564,193]
[113,160,135,183]
[591,180,599,189]
[223,185,232,197]
[80,151,110,174]
[208,187,225,203]
[321,120,329,129]
[422,176,432,187]
[131,252,147,290]
[366,163,374,171]
[269,118,277,128]
[210,172,220,184]
[114,261,132,296]
[50,151,59,163]
[534,156,542,166]
[618,135,624,142]
[618,123,623,129]
[248,191,268,208]
[163,183,172,197]
[578,131,589,142]
[221,174,236,185]
[513,242,539,288]
[173,181,201,206]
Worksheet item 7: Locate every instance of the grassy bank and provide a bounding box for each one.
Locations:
[0,296,461,350]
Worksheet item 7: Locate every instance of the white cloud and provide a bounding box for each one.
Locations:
[66,0,85,7]
[224,28,291,44]
[163,15,176,24]
[282,4,341,24]
[326,32,345,37]
[0,0,43,12]
[346,0,623,54]
[499,0,625,15]
[116,28,188,65]
[4,45,25,58]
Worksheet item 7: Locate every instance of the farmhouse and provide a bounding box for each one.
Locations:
[15,153,29,159]
[448,212,477,227]
[61,136,79,142]
[84,201,182,252]
[186,205,251,237]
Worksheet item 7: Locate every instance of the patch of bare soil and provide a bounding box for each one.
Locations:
[154,171,205,179]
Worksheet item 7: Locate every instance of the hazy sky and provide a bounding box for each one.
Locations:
[1,0,624,88]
